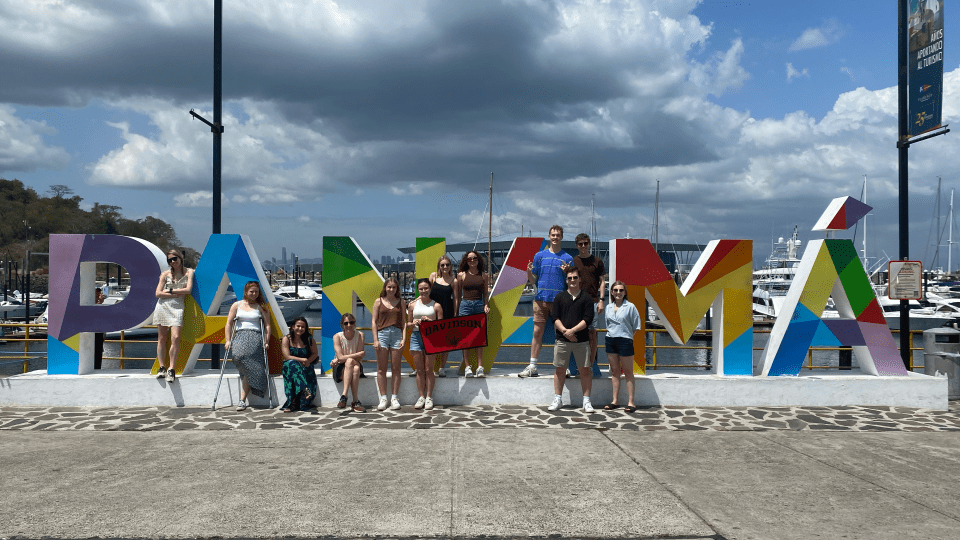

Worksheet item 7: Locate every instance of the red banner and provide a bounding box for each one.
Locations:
[419,314,487,354]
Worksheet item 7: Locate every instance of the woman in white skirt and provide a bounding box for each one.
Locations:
[225,281,273,411]
[153,249,194,383]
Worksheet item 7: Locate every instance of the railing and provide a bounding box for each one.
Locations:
[0,322,927,374]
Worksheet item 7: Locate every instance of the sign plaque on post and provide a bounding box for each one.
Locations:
[889,260,923,300]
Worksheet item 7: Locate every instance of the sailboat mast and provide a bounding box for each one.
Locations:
[950,188,955,274]
[862,175,868,267]
[488,172,493,272]
[591,193,597,257]
[654,180,660,250]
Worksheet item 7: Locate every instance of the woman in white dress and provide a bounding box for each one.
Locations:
[153,249,194,383]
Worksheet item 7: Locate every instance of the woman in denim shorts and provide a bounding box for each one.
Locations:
[456,250,490,377]
[372,277,407,411]
[407,279,443,410]
[603,280,642,412]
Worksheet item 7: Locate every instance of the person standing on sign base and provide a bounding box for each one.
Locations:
[569,233,604,379]
[548,267,595,413]
[94,287,106,370]
[408,279,443,410]
[429,256,459,378]
[372,277,407,411]
[153,249,194,383]
[457,251,490,377]
[225,281,272,411]
[603,281,640,412]
[520,225,573,378]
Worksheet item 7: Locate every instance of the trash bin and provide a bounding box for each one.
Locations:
[923,328,960,399]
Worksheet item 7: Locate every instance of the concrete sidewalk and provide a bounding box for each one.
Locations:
[2,421,959,538]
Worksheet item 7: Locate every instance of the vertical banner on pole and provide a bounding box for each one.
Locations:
[908,0,944,137]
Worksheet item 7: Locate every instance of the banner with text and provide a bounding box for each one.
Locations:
[909,0,944,137]
[420,314,488,354]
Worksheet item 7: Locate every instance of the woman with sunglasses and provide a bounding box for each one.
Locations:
[603,280,642,412]
[428,256,459,377]
[153,249,194,383]
[456,251,490,377]
[280,316,318,412]
[332,313,366,412]
[408,278,443,409]
[372,277,407,410]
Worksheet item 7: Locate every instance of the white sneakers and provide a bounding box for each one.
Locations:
[377,396,389,411]
[475,366,485,378]
[424,397,434,410]
[414,396,426,409]
[435,369,446,378]
[236,400,247,411]
[548,396,562,411]
[583,398,595,413]
[390,396,401,410]
[518,365,538,378]
[464,366,474,378]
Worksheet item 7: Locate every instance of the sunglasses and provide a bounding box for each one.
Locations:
[167,257,179,263]
[566,276,579,281]
[612,288,626,293]
[577,242,589,247]
[342,320,356,326]
[467,257,478,261]
[440,263,451,267]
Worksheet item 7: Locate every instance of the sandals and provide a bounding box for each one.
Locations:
[624,405,637,413]
[604,404,620,410]
[351,401,365,412]
[337,395,348,409]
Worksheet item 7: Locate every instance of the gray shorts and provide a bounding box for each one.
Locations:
[553,340,590,369]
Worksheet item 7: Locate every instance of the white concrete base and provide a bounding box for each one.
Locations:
[0,368,949,410]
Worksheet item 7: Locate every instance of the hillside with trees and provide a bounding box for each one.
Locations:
[0,179,190,291]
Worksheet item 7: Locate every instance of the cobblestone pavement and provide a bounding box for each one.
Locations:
[2,401,959,432]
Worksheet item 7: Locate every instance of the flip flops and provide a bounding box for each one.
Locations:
[603,404,620,410]
[624,406,636,413]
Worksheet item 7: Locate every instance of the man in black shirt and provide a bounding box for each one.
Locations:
[571,233,605,378]
[548,267,595,412]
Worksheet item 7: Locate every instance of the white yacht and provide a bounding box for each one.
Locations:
[752,227,802,318]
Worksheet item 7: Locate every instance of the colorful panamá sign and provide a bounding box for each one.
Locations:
[45,198,904,378]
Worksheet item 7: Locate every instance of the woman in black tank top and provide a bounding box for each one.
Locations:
[429,256,460,377]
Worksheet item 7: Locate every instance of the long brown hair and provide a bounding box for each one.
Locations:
[243,281,266,306]
[380,277,401,300]
[458,251,486,274]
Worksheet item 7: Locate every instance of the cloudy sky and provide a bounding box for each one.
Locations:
[1,0,957,270]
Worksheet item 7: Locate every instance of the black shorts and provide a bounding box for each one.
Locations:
[605,336,635,356]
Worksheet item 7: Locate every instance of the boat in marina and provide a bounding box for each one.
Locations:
[752,226,802,319]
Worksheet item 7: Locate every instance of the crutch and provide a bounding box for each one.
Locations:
[211,318,239,411]
[260,315,275,407]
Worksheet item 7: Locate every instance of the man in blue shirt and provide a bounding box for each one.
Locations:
[519,225,573,377]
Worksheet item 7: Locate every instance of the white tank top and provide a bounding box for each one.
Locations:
[236,305,262,331]
[412,298,437,323]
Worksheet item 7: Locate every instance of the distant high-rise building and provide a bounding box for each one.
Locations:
[282,247,287,269]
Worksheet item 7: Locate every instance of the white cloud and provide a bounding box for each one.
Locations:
[0,105,70,173]
[789,19,844,51]
[840,67,855,80]
[297,215,310,223]
[786,63,810,81]
[174,191,228,208]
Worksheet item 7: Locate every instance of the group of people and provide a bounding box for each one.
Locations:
[366,251,490,412]
[518,226,642,413]
[151,226,643,413]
